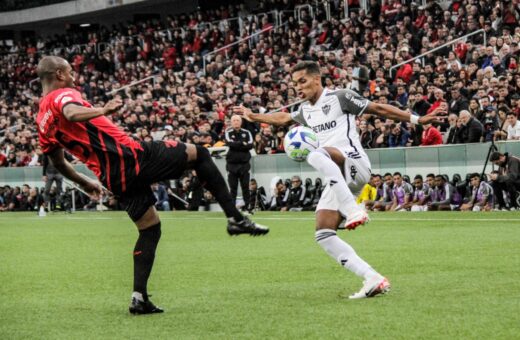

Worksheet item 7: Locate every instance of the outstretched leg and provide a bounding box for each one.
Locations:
[307,147,368,229]
[186,144,268,236]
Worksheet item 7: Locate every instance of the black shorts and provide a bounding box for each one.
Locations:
[120,140,188,222]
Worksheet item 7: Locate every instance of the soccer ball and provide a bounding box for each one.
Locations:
[284,126,319,162]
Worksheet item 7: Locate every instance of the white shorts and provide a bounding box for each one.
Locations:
[316,153,371,212]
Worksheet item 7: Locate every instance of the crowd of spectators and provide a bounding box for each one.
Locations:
[1,0,520,172]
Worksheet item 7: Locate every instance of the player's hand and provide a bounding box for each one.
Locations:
[102,99,123,115]
[80,178,104,201]
[418,115,446,125]
[232,105,254,122]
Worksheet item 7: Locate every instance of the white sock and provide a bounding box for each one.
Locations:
[132,292,144,302]
[315,229,381,280]
[307,150,357,216]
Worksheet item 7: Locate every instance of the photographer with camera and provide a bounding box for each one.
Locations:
[489,151,520,210]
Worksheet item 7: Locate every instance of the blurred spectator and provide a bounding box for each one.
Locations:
[459,110,484,143]
[421,122,443,146]
[248,178,268,211]
[281,175,306,211]
[460,173,494,212]
[489,152,520,210]
[152,182,170,211]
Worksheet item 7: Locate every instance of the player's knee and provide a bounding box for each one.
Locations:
[307,148,330,164]
[411,205,421,212]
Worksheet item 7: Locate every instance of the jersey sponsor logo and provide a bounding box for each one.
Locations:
[311,120,337,133]
[54,91,73,104]
[344,91,366,109]
[322,104,331,115]
[39,109,53,133]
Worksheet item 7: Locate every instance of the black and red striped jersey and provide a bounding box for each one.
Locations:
[37,87,142,194]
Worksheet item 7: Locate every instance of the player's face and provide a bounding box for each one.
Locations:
[384,175,392,185]
[292,70,320,101]
[59,64,75,88]
[426,176,434,187]
[414,179,423,189]
[372,176,382,188]
[470,177,480,187]
[435,178,443,188]
[393,175,402,186]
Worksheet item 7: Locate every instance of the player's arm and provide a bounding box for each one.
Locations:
[232,105,294,126]
[47,147,103,200]
[365,102,444,125]
[62,99,122,122]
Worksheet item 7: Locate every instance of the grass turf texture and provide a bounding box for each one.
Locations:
[1,211,519,339]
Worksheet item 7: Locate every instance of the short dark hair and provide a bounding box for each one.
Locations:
[373,174,382,179]
[489,151,503,161]
[435,175,445,182]
[469,173,480,180]
[291,61,321,75]
[393,172,402,177]
[426,173,435,178]
[414,175,423,180]
[384,172,392,177]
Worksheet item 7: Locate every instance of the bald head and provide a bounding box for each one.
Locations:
[37,56,67,80]
[37,56,74,90]
[231,114,242,130]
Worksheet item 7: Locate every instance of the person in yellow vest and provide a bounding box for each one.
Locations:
[356,174,383,210]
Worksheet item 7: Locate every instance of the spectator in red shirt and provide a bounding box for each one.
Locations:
[162,42,176,69]
[0,152,7,167]
[421,123,443,146]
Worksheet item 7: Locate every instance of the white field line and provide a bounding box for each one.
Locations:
[2,215,520,222]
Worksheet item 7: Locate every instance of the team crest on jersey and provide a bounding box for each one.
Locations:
[322,104,331,115]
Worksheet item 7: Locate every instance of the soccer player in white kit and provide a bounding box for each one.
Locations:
[233,61,440,299]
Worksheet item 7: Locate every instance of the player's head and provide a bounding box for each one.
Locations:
[414,175,423,188]
[291,61,322,102]
[469,173,481,187]
[434,175,445,188]
[37,56,75,88]
[426,173,435,187]
[372,174,382,188]
[231,115,242,130]
[383,172,393,186]
[392,172,403,186]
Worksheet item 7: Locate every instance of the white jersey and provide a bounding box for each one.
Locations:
[290,88,369,158]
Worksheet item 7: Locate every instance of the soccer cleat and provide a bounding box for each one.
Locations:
[349,276,391,300]
[129,296,164,315]
[344,209,370,230]
[227,216,269,236]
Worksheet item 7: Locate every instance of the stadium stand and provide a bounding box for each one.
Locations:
[1,0,520,211]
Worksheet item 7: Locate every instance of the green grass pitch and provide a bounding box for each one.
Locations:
[1,211,519,339]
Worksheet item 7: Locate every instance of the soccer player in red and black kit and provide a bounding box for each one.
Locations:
[35,56,268,315]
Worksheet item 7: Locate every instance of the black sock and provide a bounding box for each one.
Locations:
[133,222,161,298]
[193,146,243,221]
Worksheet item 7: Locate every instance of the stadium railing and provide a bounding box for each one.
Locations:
[389,29,487,77]
[202,24,275,75]
[3,141,520,189]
